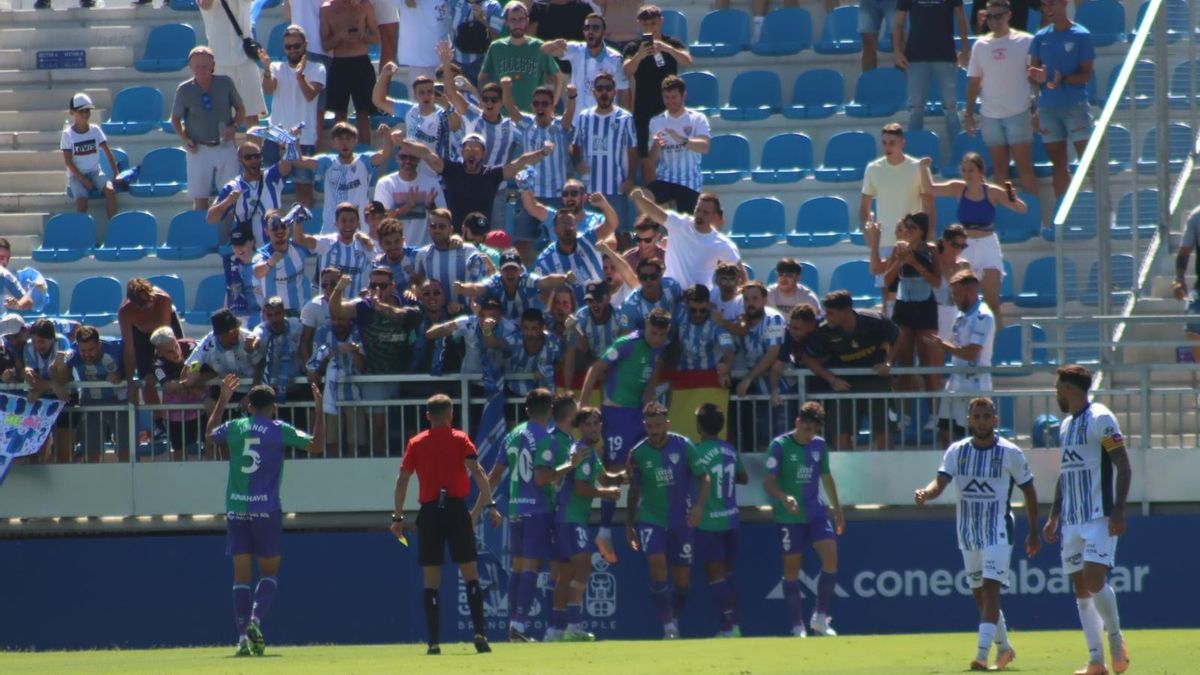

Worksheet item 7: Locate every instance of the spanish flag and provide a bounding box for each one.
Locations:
[663,369,729,443]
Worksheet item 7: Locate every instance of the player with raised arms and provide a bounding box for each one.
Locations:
[914,396,1039,671]
[692,403,748,638]
[205,373,325,657]
[762,401,845,638]
[552,406,624,641]
[1043,365,1132,675]
[625,402,711,639]
[578,307,672,563]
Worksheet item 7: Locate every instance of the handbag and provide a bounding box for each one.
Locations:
[218,0,262,61]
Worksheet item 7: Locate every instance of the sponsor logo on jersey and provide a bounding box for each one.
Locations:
[1062,447,1085,463]
[962,479,996,495]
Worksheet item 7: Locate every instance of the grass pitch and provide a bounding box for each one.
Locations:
[0,630,1195,674]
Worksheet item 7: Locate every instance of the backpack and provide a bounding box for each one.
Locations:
[455,13,491,55]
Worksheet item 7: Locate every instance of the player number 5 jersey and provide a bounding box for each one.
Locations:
[938,435,1033,551]
[1057,402,1124,526]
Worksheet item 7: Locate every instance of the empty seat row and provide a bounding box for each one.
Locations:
[32,211,218,263]
[19,272,230,328]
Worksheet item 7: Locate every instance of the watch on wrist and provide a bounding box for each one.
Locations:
[391,514,404,522]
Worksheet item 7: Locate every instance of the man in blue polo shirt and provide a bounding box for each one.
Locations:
[1028,0,1095,198]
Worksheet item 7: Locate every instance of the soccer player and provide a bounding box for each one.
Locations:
[763,402,846,638]
[692,403,747,638]
[508,388,588,642]
[483,414,528,634]
[914,396,1039,671]
[555,406,623,641]
[1043,365,1132,675]
[625,402,710,639]
[545,392,579,642]
[205,373,325,657]
[578,307,672,563]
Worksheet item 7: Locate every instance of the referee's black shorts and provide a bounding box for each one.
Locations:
[416,498,478,567]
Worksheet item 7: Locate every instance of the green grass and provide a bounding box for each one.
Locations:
[1,630,1195,674]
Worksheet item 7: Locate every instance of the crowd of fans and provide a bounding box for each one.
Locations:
[14,0,1108,461]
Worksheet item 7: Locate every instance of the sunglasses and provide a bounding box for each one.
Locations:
[369,282,391,290]
[241,153,262,160]
[319,282,336,289]
[482,96,501,103]
[561,189,583,197]
[986,11,1008,19]
[532,99,553,108]
[687,306,708,314]
[636,235,656,243]
[583,24,604,31]
[949,241,967,250]
[594,85,615,92]
[422,291,443,297]
[777,270,800,277]
[398,154,419,162]
[283,43,304,50]
[638,273,661,282]
[268,220,288,231]
[201,92,213,112]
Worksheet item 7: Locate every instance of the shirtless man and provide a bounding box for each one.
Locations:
[321,0,380,144]
[117,277,184,441]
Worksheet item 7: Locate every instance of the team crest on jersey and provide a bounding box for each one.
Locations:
[811,450,821,463]
[668,453,680,464]
[683,126,693,136]
[765,456,778,470]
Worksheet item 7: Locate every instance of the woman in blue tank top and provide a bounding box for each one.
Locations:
[920,153,1027,327]
[865,212,943,417]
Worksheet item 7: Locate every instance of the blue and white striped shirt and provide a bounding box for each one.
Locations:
[313,234,374,294]
[648,108,710,192]
[459,105,521,169]
[453,313,517,375]
[481,271,545,321]
[253,244,314,313]
[415,243,488,307]
[738,307,786,394]
[404,106,452,160]
[618,277,684,332]
[315,153,376,234]
[0,266,24,306]
[253,317,305,393]
[299,295,332,355]
[519,115,574,199]
[449,0,503,65]
[573,107,636,195]
[938,435,1033,551]
[505,331,562,395]
[22,335,70,379]
[215,165,287,245]
[573,304,617,357]
[64,338,125,402]
[533,224,604,303]
[376,247,420,294]
[677,317,735,371]
[319,327,364,409]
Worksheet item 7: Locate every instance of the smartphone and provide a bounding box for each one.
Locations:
[434,83,445,96]
[642,33,654,45]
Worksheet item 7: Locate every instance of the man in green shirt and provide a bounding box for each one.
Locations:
[692,403,748,638]
[480,1,563,112]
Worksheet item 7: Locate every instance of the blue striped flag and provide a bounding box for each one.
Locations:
[0,393,66,486]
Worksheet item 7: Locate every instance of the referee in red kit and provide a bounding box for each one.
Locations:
[390,393,501,655]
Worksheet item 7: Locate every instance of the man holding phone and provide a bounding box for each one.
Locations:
[621,5,691,185]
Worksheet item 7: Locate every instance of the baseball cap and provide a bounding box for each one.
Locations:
[583,281,608,301]
[211,308,241,334]
[499,251,523,270]
[70,93,95,111]
[0,313,25,336]
[462,132,487,149]
[484,230,512,249]
[463,212,490,234]
[229,226,253,247]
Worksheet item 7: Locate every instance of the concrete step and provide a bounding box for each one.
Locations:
[0,46,132,71]
[0,65,179,88]
[0,171,69,193]
[0,109,114,133]
[0,25,144,50]
[0,151,71,172]
[0,211,46,235]
[0,87,112,112]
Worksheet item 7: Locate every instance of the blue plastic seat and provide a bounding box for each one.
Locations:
[690,9,751,57]
[93,211,157,262]
[101,86,164,136]
[168,0,197,9]
[788,196,848,247]
[1000,259,1015,303]
[1136,123,1192,174]
[943,132,993,178]
[720,70,781,120]
[1076,0,1126,47]
[265,23,288,60]
[18,277,60,319]
[1044,191,1101,242]
[845,67,907,118]
[752,7,813,55]
[814,5,861,54]
[815,130,875,182]
[993,323,1049,370]
[32,213,95,263]
[1168,60,1200,109]
[701,134,750,185]
[681,71,720,116]
[933,195,958,237]
[904,129,941,174]
[800,261,820,297]
[147,274,186,314]
[136,23,195,72]
[1081,254,1135,307]
[185,274,229,325]
[995,192,1041,243]
[729,198,785,249]
[1063,322,1103,365]
[1015,256,1077,308]
[1109,60,1157,109]
[783,68,843,119]
[662,9,689,43]
[751,132,814,184]
[63,276,123,327]
[128,147,188,197]
[1128,0,1190,44]
[157,210,219,259]
[101,147,130,180]
[1023,134,1056,179]
[1114,189,1160,240]
[829,259,880,305]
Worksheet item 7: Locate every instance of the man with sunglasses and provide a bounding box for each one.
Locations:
[573,72,638,242]
[522,178,615,265]
[454,250,574,322]
[410,280,467,385]
[541,14,631,116]
[252,209,314,317]
[534,207,615,306]
[209,142,294,247]
[562,280,619,398]
[677,284,736,388]
[259,25,325,208]
[413,208,489,310]
[964,0,1037,197]
[630,187,741,290]
[618,257,682,336]
[299,266,342,377]
[623,218,665,269]
[172,46,246,212]
[440,41,524,171]
[513,85,577,263]
[374,137,445,249]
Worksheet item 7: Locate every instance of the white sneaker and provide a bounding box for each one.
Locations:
[663,623,680,639]
[791,624,808,638]
[923,416,939,432]
[809,612,837,636]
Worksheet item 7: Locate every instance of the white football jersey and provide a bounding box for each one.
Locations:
[1057,402,1125,526]
[939,434,1034,551]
